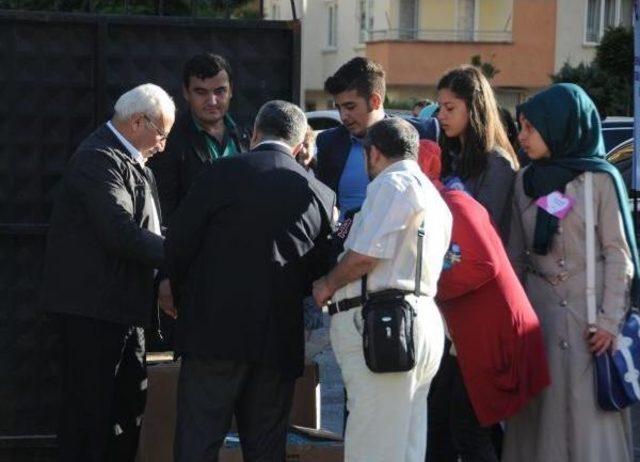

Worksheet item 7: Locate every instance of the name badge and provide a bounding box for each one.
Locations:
[536,191,575,219]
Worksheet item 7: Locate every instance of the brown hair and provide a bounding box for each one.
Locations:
[437,65,518,178]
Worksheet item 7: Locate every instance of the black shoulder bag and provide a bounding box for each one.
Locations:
[361,220,424,373]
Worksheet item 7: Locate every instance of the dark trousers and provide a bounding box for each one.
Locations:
[427,348,499,462]
[174,356,295,462]
[56,314,147,462]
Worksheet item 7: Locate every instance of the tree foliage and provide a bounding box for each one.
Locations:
[0,0,258,17]
[595,26,633,83]
[551,26,632,117]
[470,54,500,80]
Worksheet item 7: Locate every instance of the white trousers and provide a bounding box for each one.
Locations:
[330,296,444,462]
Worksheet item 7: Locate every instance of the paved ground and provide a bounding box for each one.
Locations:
[309,313,640,460]
[305,313,344,435]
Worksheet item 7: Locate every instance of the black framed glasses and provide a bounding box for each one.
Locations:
[143,115,168,141]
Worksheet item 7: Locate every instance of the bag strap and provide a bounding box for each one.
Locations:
[360,174,426,302]
[585,171,598,330]
[360,218,425,302]
[414,220,425,296]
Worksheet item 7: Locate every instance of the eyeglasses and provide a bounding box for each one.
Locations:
[143,115,168,141]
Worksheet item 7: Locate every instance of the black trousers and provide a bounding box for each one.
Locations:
[56,314,147,462]
[174,356,295,462]
[426,347,499,462]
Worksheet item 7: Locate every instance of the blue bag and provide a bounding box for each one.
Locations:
[594,311,640,411]
[585,172,640,411]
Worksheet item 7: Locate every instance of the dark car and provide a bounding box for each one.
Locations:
[305,109,415,132]
[607,138,634,191]
[602,117,633,190]
[602,116,633,153]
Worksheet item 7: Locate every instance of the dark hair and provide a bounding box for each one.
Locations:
[413,99,432,110]
[324,57,386,102]
[498,106,520,152]
[364,118,418,161]
[437,65,517,178]
[183,53,232,88]
[254,100,307,146]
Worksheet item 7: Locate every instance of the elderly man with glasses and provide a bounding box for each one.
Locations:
[41,83,175,462]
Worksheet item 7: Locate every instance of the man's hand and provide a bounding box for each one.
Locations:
[158,278,177,319]
[313,276,334,307]
[312,251,379,307]
[587,327,616,356]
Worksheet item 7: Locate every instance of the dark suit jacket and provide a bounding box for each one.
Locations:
[166,142,336,378]
[148,111,249,224]
[316,116,439,204]
[41,124,164,327]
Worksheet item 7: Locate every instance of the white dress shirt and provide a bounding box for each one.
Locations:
[106,121,161,236]
[333,159,452,302]
[252,139,293,153]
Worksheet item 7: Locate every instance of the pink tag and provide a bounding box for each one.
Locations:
[535,191,575,219]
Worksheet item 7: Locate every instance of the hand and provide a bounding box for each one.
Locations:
[158,278,177,319]
[297,147,313,168]
[313,276,334,307]
[586,327,616,356]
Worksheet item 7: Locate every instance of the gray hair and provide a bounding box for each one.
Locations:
[254,100,307,147]
[113,83,176,122]
[363,118,419,160]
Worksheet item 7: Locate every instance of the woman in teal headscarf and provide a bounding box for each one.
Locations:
[503,83,635,462]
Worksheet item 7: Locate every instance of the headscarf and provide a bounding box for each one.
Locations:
[417,139,444,190]
[518,83,639,304]
[418,103,439,120]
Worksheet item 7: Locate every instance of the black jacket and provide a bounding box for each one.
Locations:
[41,124,164,327]
[315,116,439,204]
[166,142,336,378]
[148,111,250,224]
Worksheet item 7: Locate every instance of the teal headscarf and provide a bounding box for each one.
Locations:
[518,83,639,304]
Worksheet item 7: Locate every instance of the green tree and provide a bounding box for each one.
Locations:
[0,0,257,17]
[595,26,633,83]
[551,26,632,117]
[470,54,500,80]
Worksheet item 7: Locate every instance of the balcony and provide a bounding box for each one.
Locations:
[368,29,513,43]
[365,0,557,89]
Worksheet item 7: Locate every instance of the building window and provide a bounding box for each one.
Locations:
[585,0,632,43]
[327,3,338,48]
[358,0,374,43]
[398,0,419,40]
[457,0,476,41]
[271,3,281,20]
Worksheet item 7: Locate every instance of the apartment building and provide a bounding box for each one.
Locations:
[264,0,633,112]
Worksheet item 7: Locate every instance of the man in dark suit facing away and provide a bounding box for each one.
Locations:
[41,83,176,462]
[165,100,336,462]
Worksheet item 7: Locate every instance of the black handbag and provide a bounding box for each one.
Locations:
[361,220,424,373]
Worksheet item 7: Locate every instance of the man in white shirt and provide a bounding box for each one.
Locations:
[313,118,452,462]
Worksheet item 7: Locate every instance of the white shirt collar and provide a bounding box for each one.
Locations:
[252,139,293,153]
[107,121,145,165]
[377,159,421,177]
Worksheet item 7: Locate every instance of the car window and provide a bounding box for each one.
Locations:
[307,117,341,131]
[602,127,633,153]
